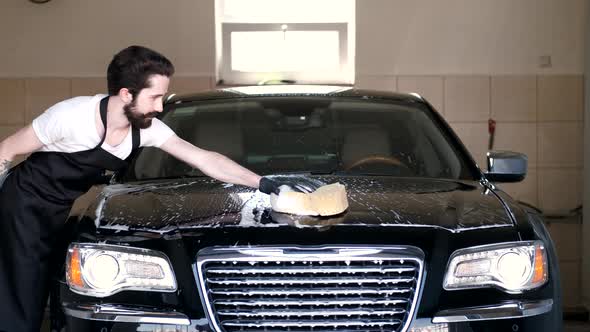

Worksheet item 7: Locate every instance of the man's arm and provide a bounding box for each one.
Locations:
[159,135,261,189]
[0,125,44,184]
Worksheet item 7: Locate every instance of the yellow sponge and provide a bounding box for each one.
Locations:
[270,183,349,216]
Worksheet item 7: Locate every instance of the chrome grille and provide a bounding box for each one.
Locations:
[195,246,424,332]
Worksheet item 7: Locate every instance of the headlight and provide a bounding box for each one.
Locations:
[443,241,548,293]
[66,243,177,297]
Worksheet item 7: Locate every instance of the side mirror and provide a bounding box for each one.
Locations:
[484,150,527,183]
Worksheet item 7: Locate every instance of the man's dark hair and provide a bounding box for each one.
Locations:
[107,45,175,97]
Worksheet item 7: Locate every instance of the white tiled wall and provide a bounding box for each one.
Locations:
[24,78,71,123]
[70,77,106,97]
[444,76,490,122]
[538,122,584,168]
[491,76,537,122]
[538,76,584,122]
[0,79,26,126]
[546,219,584,307]
[539,168,583,213]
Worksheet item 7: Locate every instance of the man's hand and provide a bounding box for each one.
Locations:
[258,177,310,195]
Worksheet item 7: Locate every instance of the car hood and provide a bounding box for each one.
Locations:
[85,175,514,234]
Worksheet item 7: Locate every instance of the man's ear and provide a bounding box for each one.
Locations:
[119,88,133,104]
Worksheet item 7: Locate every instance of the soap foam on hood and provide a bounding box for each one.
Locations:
[90,175,513,234]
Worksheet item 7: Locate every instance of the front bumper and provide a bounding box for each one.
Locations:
[63,303,191,326]
[62,299,553,332]
[432,299,553,323]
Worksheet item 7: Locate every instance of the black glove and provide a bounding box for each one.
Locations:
[259,177,307,195]
[259,177,281,195]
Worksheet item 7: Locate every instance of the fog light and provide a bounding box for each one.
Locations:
[409,319,449,332]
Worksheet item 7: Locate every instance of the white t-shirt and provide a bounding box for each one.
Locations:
[32,94,175,160]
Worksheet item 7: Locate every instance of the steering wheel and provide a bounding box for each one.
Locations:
[344,155,411,172]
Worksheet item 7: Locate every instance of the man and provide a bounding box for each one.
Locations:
[0,45,291,332]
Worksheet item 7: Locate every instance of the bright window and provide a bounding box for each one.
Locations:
[231,30,340,72]
[216,0,355,85]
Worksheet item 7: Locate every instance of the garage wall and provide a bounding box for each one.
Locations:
[0,0,216,77]
[1,0,584,76]
[0,0,586,307]
[356,0,585,75]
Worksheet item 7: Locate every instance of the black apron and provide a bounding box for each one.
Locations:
[0,96,140,332]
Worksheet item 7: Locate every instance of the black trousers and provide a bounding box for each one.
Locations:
[0,168,71,332]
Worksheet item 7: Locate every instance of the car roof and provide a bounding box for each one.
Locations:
[164,85,426,105]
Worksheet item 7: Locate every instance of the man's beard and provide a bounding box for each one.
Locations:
[123,101,158,129]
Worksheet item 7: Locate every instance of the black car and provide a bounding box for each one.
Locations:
[52,85,562,332]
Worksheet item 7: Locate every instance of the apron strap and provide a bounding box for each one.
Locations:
[131,126,140,150]
[125,125,141,162]
[98,96,109,146]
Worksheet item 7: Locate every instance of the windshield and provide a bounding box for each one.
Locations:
[126,97,477,181]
